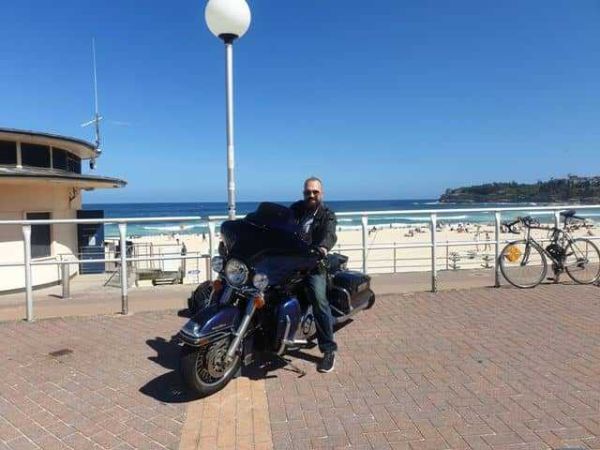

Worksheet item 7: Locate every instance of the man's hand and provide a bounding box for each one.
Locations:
[318,247,328,257]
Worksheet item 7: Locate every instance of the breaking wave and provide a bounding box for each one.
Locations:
[142,224,203,232]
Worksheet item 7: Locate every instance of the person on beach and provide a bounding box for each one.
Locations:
[290,177,338,373]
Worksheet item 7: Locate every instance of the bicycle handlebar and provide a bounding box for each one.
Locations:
[502,216,542,234]
[503,213,589,234]
[502,219,521,234]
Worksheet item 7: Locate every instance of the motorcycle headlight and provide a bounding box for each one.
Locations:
[252,273,269,291]
[211,256,224,272]
[224,258,249,286]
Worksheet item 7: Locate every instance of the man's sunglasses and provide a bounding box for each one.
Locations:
[303,190,320,196]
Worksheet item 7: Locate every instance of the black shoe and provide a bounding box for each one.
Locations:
[318,352,335,373]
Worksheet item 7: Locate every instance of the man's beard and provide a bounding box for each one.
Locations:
[305,198,320,211]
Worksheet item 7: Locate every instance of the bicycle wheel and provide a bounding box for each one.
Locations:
[499,240,547,288]
[564,238,600,284]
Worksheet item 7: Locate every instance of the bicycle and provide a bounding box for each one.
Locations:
[499,210,600,288]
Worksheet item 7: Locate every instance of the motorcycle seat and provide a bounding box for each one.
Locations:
[326,253,348,273]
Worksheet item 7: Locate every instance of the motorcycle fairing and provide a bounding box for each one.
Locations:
[220,203,319,286]
[179,304,241,347]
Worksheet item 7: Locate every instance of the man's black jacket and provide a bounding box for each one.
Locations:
[290,201,337,251]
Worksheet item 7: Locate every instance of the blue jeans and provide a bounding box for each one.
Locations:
[306,273,338,354]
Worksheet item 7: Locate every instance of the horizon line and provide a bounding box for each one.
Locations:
[83,197,438,205]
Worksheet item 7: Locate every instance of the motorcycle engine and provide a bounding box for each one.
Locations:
[546,243,565,260]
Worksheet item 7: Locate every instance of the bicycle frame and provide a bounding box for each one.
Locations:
[523,223,585,269]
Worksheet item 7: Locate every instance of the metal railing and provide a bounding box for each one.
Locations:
[207,204,600,292]
[0,216,210,321]
[1,204,599,322]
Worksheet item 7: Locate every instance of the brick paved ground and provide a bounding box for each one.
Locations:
[0,311,190,449]
[0,284,599,449]
[264,284,600,449]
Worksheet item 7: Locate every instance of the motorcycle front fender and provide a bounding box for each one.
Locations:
[179,304,240,347]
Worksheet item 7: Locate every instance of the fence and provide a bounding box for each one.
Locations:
[1,204,599,321]
[207,204,600,292]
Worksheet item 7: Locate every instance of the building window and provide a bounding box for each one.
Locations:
[52,148,81,173]
[67,153,81,174]
[21,143,50,168]
[26,212,51,258]
[52,148,68,170]
[0,140,17,165]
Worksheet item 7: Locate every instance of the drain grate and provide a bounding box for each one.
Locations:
[49,349,73,358]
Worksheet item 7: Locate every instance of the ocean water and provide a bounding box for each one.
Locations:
[83,200,600,238]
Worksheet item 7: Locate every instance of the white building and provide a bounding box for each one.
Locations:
[0,128,126,292]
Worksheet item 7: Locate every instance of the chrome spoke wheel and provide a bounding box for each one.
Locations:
[180,336,241,397]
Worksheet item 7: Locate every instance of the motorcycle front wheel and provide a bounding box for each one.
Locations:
[180,336,240,398]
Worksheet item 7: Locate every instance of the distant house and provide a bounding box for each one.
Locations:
[0,128,126,292]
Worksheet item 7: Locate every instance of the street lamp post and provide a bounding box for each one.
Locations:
[205,0,252,220]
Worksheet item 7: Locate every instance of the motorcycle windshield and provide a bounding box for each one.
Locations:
[220,203,317,284]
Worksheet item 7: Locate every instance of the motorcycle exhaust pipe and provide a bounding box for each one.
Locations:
[225,297,257,362]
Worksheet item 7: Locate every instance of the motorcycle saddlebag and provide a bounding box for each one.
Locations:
[329,271,372,315]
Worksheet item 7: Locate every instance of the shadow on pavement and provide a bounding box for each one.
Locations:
[139,336,200,403]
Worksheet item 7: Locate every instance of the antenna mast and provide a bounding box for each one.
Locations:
[92,37,101,152]
[81,37,103,169]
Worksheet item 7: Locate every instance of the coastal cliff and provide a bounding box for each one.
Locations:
[439,175,600,204]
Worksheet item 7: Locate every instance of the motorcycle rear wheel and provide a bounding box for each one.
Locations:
[180,337,240,398]
[365,293,376,309]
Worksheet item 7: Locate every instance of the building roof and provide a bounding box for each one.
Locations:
[0,165,126,190]
[0,127,98,160]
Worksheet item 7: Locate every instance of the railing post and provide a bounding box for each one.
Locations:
[393,242,397,273]
[197,254,201,283]
[208,220,216,257]
[494,211,501,287]
[554,210,560,229]
[118,223,128,315]
[22,225,34,322]
[445,240,449,271]
[430,214,437,292]
[361,215,368,274]
[61,260,71,299]
[205,256,212,282]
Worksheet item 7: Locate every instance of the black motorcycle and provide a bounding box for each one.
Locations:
[178,202,375,397]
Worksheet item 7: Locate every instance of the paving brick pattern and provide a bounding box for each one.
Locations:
[179,377,272,450]
[0,312,189,449]
[1,284,599,449]
[265,284,600,449]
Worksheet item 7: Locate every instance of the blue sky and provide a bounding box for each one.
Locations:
[1,0,599,203]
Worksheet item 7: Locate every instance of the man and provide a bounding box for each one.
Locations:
[290,177,338,373]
